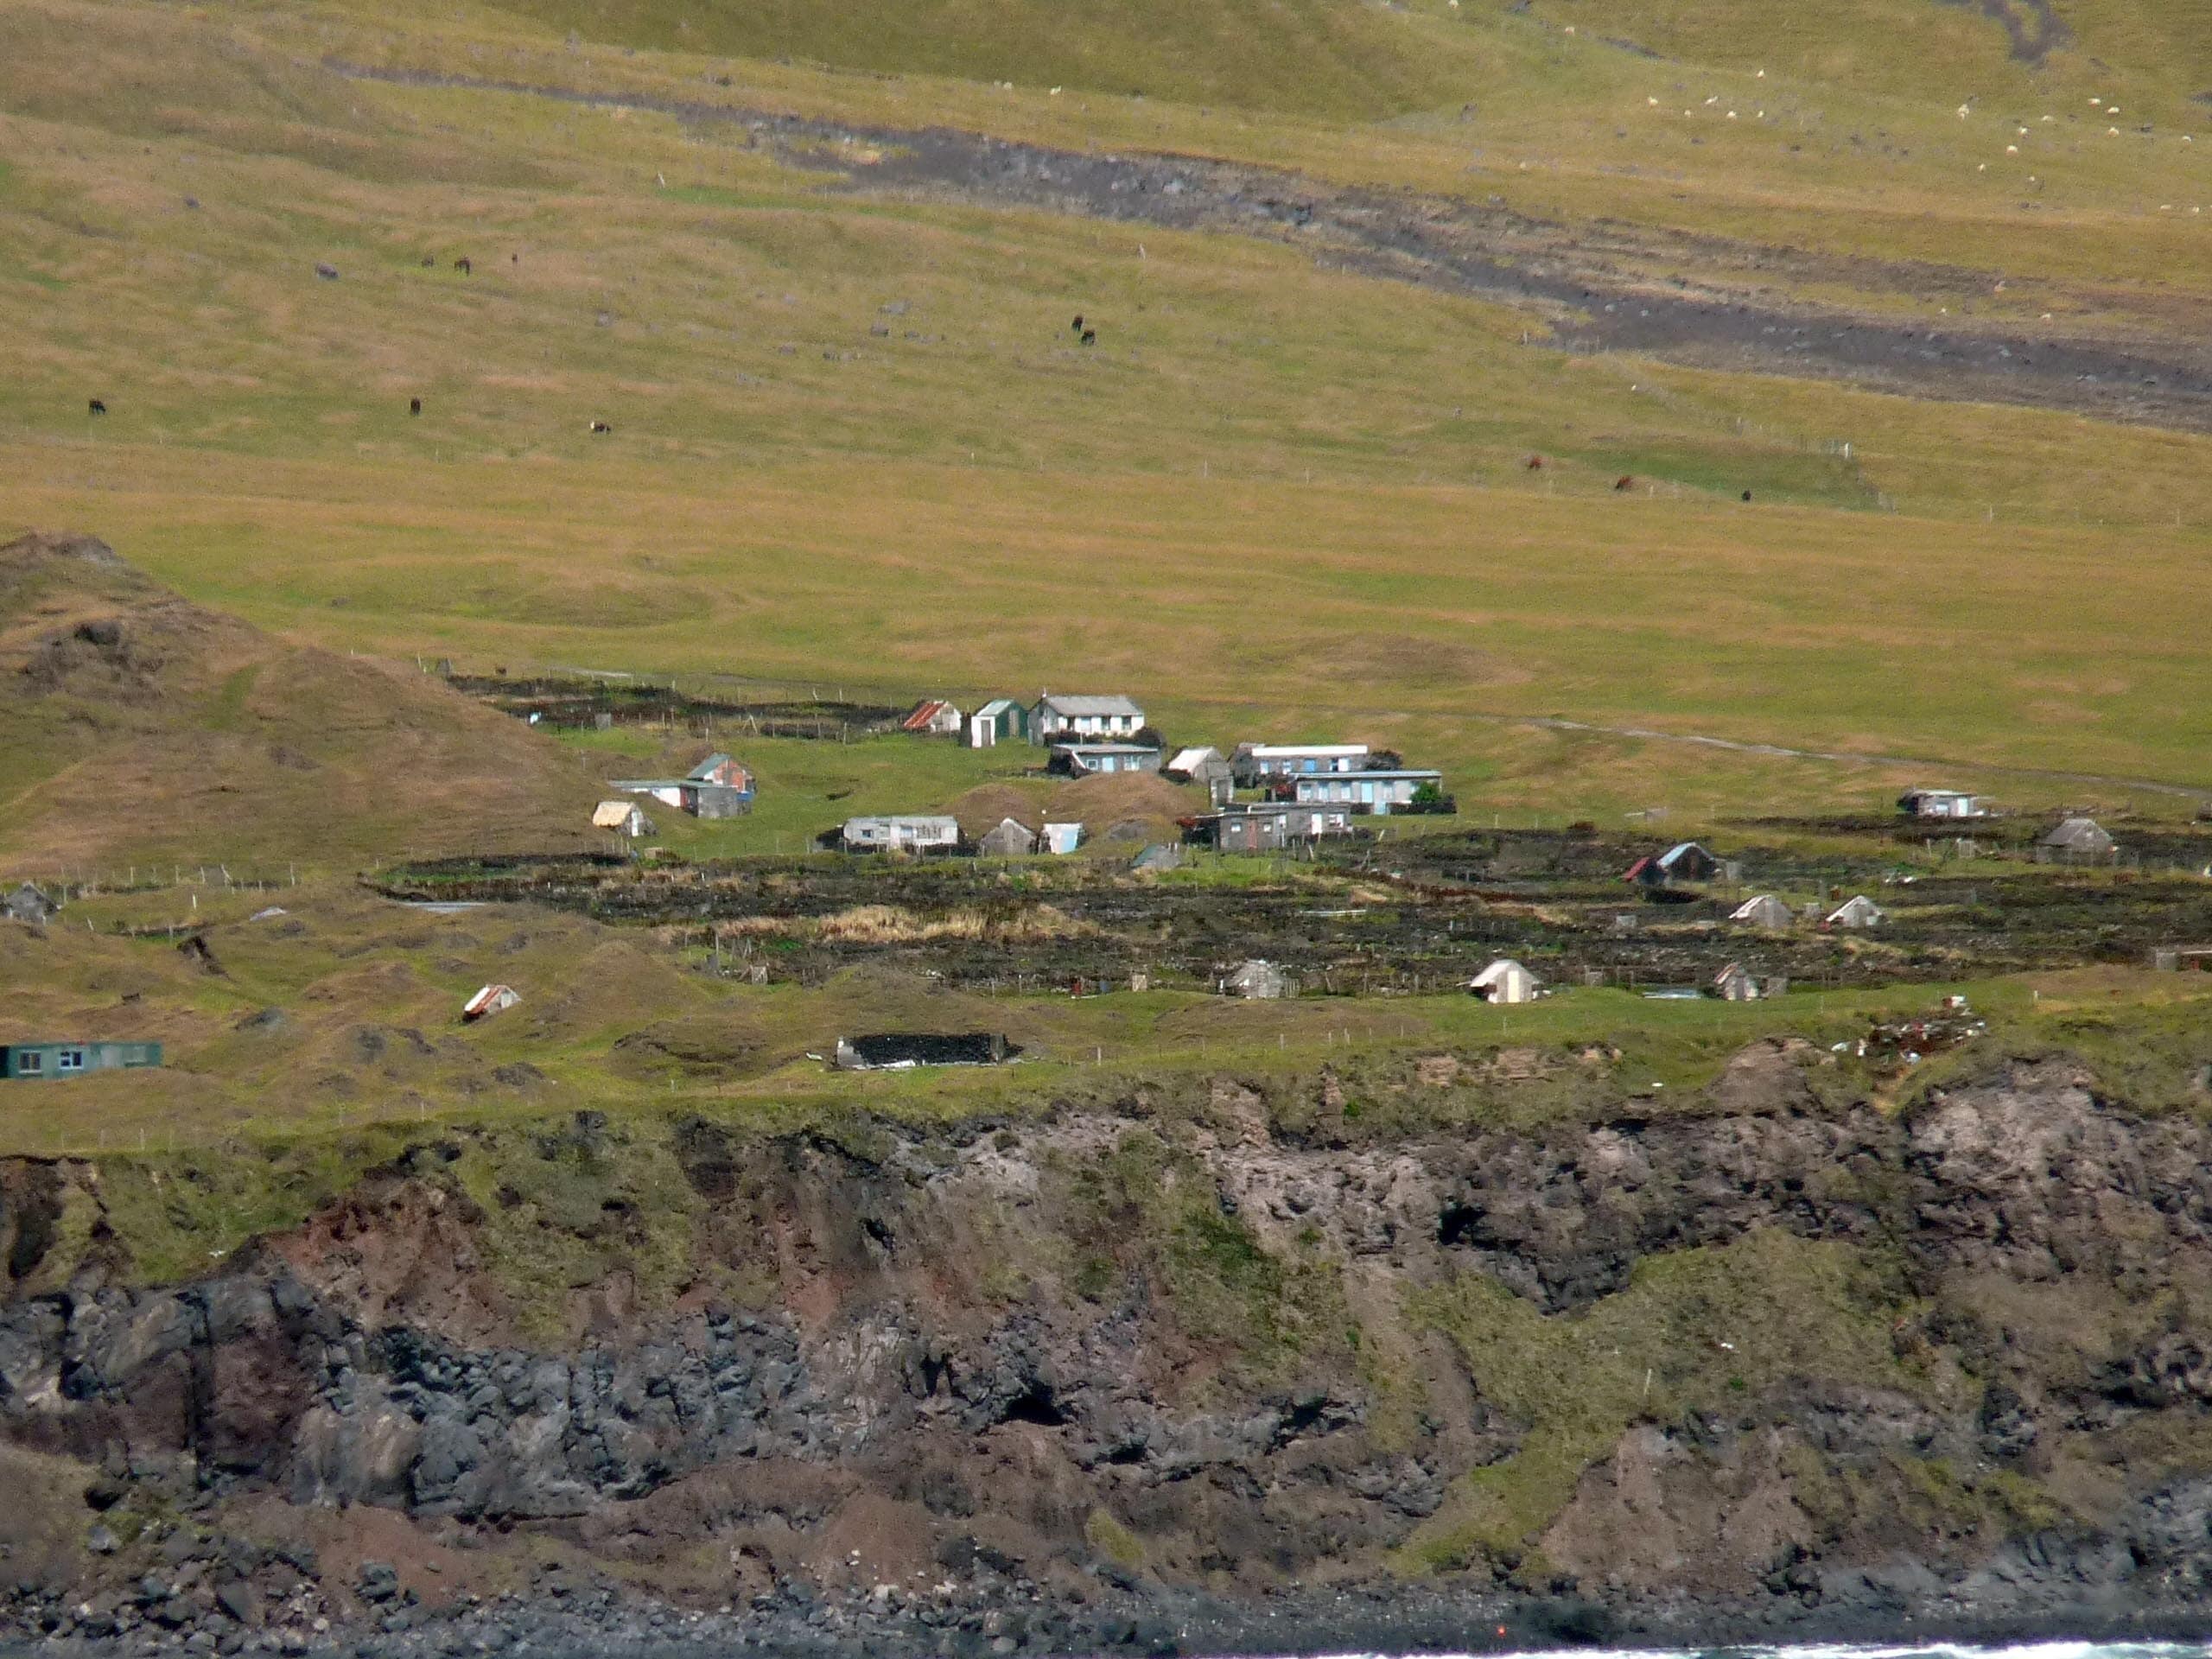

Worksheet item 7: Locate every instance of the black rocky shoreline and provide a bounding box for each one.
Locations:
[6,1552,2211,1659]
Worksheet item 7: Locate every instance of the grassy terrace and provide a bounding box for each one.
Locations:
[13,868,2212,1152]
[9,856,2212,1289]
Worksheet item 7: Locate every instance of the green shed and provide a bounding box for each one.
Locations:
[1,1042,162,1080]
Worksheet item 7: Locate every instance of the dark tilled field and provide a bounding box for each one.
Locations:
[448,675,904,739]
[384,824,2212,995]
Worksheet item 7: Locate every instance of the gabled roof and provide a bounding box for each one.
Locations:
[1729,893,1788,922]
[973,697,1024,718]
[1166,747,1222,772]
[1234,742,1370,759]
[901,699,960,732]
[843,815,960,835]
[1226,958,1283,981]
[1035,693,1144,718]
[1713,961,1756,986]
[1657,841,1713,870]
[2040,816,2112,848]
[592,800,642,829]
[686,751,737,780]
[5,881,57,911]
[463,983,519,1016]
[1827,895,1883,922]
[1470,958,1534,988]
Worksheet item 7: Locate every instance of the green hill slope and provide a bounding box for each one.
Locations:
[3,0,2212,827]
[468,0,2212,119]
[0,531,603,878]
[480,0,1519,119]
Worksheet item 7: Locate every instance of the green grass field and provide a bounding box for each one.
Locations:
[9,4,2212,1584]
[5,0,2212,854]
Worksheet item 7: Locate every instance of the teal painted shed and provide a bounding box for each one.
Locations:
[1,1042,162,1080]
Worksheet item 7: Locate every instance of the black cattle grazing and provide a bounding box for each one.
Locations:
[1079,327,1096,346]
[87,398,106,416]
[1525,454,1544,471]
[588,420,613,434]
[1071,315,1084,331]
[409,397,422,416]
[314,263,340,281]
[420,256,435,268]
[1741,489,1753,502]
[454,257,473,275]
[1613,474,1634,491]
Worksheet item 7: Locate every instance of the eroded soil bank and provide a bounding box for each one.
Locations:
[2,1044,2212,1651]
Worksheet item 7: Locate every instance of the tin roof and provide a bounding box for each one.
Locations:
[462,983,518,1015]
[1035,693,1144,718]
[843,815,959,835]
[901,700,960,732]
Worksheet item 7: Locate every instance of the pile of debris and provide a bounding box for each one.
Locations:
[1847,997,1986,1067]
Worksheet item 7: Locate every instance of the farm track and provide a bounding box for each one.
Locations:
[334,61,2212,433]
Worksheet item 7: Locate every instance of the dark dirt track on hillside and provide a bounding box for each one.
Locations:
[337,61,2212,434]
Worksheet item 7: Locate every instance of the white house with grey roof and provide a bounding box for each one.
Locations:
[1032,693,1145,742]
[841,815,961,854]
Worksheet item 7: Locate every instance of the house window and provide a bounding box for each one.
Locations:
[57,1048,85,1073]
[16,1052,41,1075]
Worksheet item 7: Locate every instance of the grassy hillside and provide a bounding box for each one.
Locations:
[479,0,1519,120]
[2,0,2210,862]
[467,0,2212,124]
[0,531,603,874]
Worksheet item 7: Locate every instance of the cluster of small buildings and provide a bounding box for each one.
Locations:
[594,753,757,837]
[847,696,1452,858]
[836,814,1090,856]
[1897,790,2117,861]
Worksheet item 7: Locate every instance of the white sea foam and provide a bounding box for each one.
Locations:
[1270,1644,2212,1659]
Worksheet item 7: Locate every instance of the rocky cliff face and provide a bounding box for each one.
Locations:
[2,1045,2211,1644]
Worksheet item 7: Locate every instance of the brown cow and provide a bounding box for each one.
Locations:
[1614,474,1634,491]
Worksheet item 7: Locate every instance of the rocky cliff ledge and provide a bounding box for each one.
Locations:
[1,1044,2209,1653]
